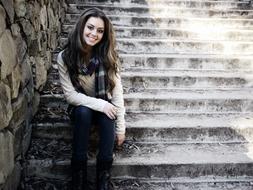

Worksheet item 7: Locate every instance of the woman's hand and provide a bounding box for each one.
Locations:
[103,102,117,120]
[116,134,125,146]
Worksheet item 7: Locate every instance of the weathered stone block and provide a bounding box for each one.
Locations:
[11,24,27,63]
[21,56,32,87]
[0,83,13,129]
[2,161,21,190]
[48,6,57,31]
[26,1,41,32]
[0,130,14,185]
[14,0,26,18]
[8,64,21,99]
[19,18,35,39]
[39,31,48,53]
[40,5,48,30]
[48,30,57,50]
[11,23,20,37]
[0,5,6,37]
[9,93,28,129]
[34,57,47,91]
[1,0,14,23]
[28,38,40,56]
[45,50,52,70]
[0,30,17,80]
[52,0,59,13]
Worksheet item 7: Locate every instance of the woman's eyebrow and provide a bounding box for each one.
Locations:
[87,23,104,29]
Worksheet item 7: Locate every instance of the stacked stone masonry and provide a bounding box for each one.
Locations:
[0,0,66,189]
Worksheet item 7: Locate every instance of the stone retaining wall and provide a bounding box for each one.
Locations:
[0,0,67,189]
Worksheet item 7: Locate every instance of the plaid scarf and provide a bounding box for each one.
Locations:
[79,57,108,101]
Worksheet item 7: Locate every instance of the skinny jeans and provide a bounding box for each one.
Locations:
[69,105,115,162]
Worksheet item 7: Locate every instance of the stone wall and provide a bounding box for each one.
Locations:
[0,0,67,189]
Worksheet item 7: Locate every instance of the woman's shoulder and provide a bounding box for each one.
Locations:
[57,50,68,72]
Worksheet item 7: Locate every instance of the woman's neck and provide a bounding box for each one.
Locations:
[84,43,93,53]
[83,44,93,64]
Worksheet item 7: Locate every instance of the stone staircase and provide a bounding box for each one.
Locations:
[22,0,253,189]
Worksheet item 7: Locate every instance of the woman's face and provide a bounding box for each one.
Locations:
[83,16,105,47]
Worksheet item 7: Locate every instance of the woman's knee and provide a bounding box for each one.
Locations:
[73,106,92,120]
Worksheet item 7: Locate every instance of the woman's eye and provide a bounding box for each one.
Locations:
[87,26,93,30]
[98,30,104,34]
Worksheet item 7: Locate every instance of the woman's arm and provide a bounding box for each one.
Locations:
[111,73,126,135]
[57,51,107,112]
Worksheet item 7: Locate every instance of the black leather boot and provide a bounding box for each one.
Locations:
[96,159,114,190]
[71,159,87,190]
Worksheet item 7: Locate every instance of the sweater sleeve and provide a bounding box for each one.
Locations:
[57,51,107,112]
[111,73,126,135]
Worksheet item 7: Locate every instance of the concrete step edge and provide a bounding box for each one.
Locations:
[69,4,252,11]
[75,0,251,3]
[112,176,253,183]
[52,51,253,59]
[60,36,253,43]
[40,90,253,100]
[62,24,253,33]
[120,70,253,78]
[32,121,253,129]
[48,66,253,77]
[65,13,253,21]
[71,4,253,12]
[21,175,253,190]
[26,142,253,165]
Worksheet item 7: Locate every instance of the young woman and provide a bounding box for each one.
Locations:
[57,7,126,190]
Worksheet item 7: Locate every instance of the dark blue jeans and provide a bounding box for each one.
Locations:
[70,106,115,162]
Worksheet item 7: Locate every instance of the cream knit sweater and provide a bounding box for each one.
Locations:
[57,51,126,134]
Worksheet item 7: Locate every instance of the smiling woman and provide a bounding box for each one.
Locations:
[57,7,126,190]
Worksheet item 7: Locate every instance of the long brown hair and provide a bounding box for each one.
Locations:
[62,7,119,94]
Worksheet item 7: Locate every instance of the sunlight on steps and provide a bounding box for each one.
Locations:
[145,0,253,56]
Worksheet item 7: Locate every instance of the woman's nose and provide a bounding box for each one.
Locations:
[91,30,97,36]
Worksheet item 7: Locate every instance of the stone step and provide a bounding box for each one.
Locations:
[22,176,253,190]
[118,28,253,41]
[42,74,253,98]
[33,101,253,119]
[65,14,253,30]
[119,54,253,71]
[67,4,253,18]
[59,37,253,55]
[66,0,251,10]
[39,88,253,113]
[42,72,252,94]
[117,39,253,55]
[43,71,253,94]
[26,141,253,179]
[125,110,253,128]
[124,90,253,112]
[47,64,253,79]
[67,0,251,4]
[32,112,253,142]
[52,52,253,71]
[62,25,253,41]
[121,70,253,89]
